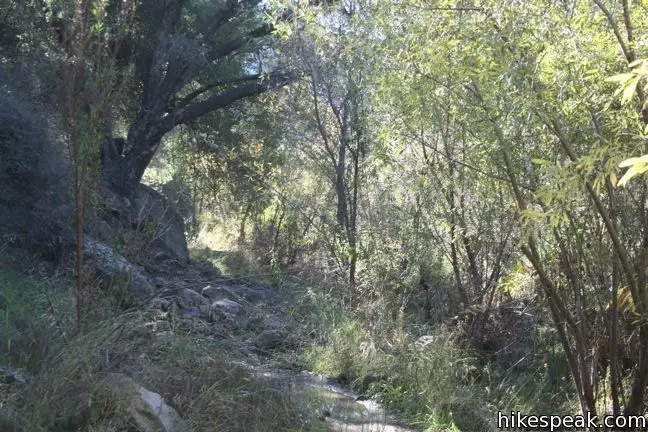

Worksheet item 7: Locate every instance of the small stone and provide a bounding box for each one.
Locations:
[172,288,210,308]
[201,285,238,301]
[106,373,188,432]
[210,299,241,315]
[0,365,28,385]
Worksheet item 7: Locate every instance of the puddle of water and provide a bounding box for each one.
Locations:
[255,369,420,432]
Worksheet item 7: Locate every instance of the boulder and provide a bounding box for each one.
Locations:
[178,306,204,319]
[210,299,242,316]
[98,184,190,267]
[174,288,210,308]
[132,185,190,266]
[98,219,117,243]
[0,88,70,252]
[194,259,222,279]
[254,330,285,350]
[106,373,188,432]
[84,236,154,300]
[149,298,171,312]
[201,285,238,301]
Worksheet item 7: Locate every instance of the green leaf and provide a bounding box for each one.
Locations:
[531,158,550,165]
[629,59,644,68]
[605,73,635,83]
[618,163,648,187]
[622,77,640,104]
[619,155,648,168]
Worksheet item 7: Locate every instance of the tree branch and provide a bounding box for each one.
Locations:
[592,0,631,61]
[172,72,295,126]
[174,74,263,111]
[205,10,293,62]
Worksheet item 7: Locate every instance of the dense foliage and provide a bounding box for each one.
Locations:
[3,0,648,429]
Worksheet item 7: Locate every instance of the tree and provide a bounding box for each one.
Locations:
[290,2,371,291]
[370,0,648,418]
[59,0,137,330]
[101,0,295,196]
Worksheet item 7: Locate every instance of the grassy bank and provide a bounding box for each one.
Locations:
[294,285,578,431]
[0,248,318,432]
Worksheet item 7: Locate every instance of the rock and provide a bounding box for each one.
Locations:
[106,373,188,432]
[132,185,190,266]
[0,89,70,254]
[195,260,221,278]
[146,319,171,333]
[175,288,210,308]
[0,406,19,431]
[0,364,29,384]
[149,298,171,312]
[24,217,72,263]
[201,285,238,301]
[178,315,214,334]
[99,219,117,242]
[210,299,241,316]
[415,335,437,349]
[254,330,285,350]
[155,331,174,345]
[178,306,204,319]
[83,236,154,300]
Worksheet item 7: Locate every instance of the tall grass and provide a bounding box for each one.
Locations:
[0,251,318,431]
[0,264,74,371]
[295,282,578,431]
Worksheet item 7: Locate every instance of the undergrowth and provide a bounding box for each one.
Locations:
[294,283,578,431]
[0,248,317,432]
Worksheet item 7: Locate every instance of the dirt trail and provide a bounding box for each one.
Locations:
[159,253,419,432]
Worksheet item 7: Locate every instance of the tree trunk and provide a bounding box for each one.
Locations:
[335,120,349,231]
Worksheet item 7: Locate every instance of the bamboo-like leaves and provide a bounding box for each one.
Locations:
[618,155,648,187]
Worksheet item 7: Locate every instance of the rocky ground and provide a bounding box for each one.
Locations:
[0,140,419,430]
[141,256,419,432]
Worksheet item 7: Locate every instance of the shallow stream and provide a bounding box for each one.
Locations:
[255,368,420,432]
